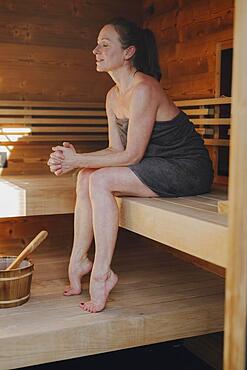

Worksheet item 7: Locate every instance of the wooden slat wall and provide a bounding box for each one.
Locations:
[0,142,108,175]
[0,0,142,102]
[0,100,108,175]
[143,0,234,100]
[0,1,141,175]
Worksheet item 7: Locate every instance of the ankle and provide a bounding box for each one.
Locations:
[91,270,112,282]
[70,254,90,263]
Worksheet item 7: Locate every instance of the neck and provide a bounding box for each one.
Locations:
[109,66,138,95]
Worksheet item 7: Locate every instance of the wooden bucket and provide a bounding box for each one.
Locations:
[0,256,34,308]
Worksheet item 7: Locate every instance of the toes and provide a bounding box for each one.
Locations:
[63,287,81,296]
[79,302,88,311]
[80,301,96,313]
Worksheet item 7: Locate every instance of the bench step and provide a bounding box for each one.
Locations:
[0,175,228,267]
[117,189,228,268]
[0,231,224,369]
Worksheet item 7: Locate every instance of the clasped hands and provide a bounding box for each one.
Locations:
[47,142,77,176]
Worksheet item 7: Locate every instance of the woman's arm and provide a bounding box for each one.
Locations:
[48,88,125,174]
[82,88,125,157]
[51,82,158,170]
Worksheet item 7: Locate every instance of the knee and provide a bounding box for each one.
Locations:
[76,168,94,197]
[89,169,112,200]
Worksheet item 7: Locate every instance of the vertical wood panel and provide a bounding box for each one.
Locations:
[143,0,234,100]
[224,0,247,369]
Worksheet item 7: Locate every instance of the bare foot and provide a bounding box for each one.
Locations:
[63,257,93,296]
[79,270,118,313]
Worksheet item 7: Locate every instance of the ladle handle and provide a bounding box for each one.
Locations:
[5,230,48,271]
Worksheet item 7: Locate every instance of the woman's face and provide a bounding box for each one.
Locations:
[93,25,128,72]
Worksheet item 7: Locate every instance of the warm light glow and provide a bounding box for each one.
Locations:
[0,134,28,142]
[0,127,31,143]
[0,180,26,217]
[2,128,31,134]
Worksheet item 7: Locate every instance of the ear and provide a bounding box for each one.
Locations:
[124,46,136,61]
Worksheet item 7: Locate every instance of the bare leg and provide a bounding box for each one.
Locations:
[64,168,97,296]
[80,167,158,312]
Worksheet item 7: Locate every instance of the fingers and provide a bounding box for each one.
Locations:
[50,152,64,160]
[52,145,65,152]
[63,142,76,152]
[47,158,61,166]
[49,164,62,173]
[55,169,63,176]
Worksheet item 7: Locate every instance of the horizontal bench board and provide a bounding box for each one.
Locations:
[0,101,105,108]
[176,97,231,106]
[192,118,230,125]
[116,192,228,268]
[0,135,108,142]
[0,175,228,268]
[183,108,214,115]
[0,175,76,218]
[0,118,107,124]
[0,237,224,369]
[204,139,229,146]
[2,127,108,133]
[0,109,106,116]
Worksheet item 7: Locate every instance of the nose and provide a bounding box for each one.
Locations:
[92,45,100,55]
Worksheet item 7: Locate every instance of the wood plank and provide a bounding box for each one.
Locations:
[0,101,105,108]
[0,135,108,143]
[0,118,107,124]
[175,97,231,106]
[224,1,247,368]
[218,200,229,214]
[182,108,214,115]
[1,127,108,133]
[117,195,228,268]
[204,139,229,146]
[0,109,106,116]
[0,235,224,369]
[196,128,215,135]
[192,118,230,125]
[0,175,76,217]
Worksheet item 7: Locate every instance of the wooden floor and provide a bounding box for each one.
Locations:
[0,230,225,369]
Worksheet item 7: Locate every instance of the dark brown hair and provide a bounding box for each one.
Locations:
[106,17,162,81]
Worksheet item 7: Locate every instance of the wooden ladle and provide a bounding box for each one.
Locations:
[5,230,48,271]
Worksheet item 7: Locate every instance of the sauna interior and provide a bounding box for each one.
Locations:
[0,0,239,369]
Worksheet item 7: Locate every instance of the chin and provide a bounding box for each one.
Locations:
[96,68,105,72]
[96,65,107,72]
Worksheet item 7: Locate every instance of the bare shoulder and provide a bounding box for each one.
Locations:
[132,74,164,99]
[130,75,164,108]
[106,86,120,117]
[106,86,117,106]
[132,73,179,119]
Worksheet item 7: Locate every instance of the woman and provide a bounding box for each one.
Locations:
[47,17,213,313]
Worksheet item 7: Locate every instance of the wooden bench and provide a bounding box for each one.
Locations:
[0,98,229,369]
[0,96,230,214]
[0,174,228,268]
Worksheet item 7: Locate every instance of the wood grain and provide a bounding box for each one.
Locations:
[224,1,247,368]
[144,0,234,100]
[0,230,224,369]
